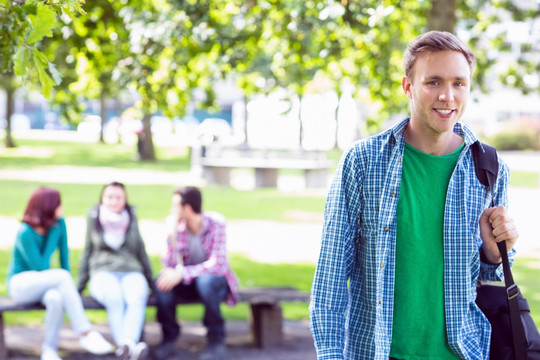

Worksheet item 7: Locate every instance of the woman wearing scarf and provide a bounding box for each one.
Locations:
[77,182,153,360]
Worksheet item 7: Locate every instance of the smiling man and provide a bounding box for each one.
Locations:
[309,31,520,359]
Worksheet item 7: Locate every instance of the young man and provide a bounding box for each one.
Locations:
[152,186,239,360]
[309,31,519,359]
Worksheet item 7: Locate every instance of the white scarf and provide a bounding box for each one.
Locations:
[99,205,130,250]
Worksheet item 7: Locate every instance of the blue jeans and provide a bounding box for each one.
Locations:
[8,269,92,352]
[154,274,229,344]
[89,271,149,346]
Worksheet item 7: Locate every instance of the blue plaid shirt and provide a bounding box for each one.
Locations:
[309,117,514,360]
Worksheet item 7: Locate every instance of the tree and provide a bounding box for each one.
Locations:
[0,0,85,147]
[48,0,131,142]
[117,0,255,160]
[0,71,17,147]
[234,0,538,142]
[234,0,427,140]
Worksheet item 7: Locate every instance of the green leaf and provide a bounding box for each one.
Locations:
[62,0,87,19]
[14,48,31,77]
[27,4,57,45]
[32,48,48,65]
[33,52,54,99]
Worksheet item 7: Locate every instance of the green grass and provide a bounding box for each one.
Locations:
[0,250,314,326]
[0,179,326,222]
[0,137,327,221]
[510,171,540,189]
[0,138,191,172]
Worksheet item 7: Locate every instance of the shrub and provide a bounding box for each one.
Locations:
[489,129,540,151]
[487,119,540,151]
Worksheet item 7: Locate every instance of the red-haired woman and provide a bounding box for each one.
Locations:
[6,187,114,360]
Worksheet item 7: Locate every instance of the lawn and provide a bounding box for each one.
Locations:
[0,138,191,172]
[0,179,326,222]
[0,137,328,222]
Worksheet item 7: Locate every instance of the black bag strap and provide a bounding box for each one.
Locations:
[472,141,499,204]
[472,141,528,359]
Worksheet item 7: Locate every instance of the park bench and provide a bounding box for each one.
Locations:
[0,287,310,358]
[195,147,335,188]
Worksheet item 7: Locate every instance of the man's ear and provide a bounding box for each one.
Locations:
[402,76,412,99]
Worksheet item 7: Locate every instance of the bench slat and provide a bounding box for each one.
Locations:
[0,287,310,312]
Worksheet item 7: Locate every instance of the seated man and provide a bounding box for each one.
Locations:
[153,186,239,360]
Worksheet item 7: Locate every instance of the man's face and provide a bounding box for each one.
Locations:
[402,50,471,136]
[171,193,185,221]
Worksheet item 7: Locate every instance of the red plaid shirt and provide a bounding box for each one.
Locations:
[161,212,240,305]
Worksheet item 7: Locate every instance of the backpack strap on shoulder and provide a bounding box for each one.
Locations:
[471,141,499,202]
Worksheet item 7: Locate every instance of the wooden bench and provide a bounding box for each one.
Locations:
[191,146,334,188]
[0,287,309,358]
[199,157,334,188]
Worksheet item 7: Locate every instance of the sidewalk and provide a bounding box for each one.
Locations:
[5,320,315,360]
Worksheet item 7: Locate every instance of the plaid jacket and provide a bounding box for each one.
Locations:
[161,211,240,305]
[310,118,515,359]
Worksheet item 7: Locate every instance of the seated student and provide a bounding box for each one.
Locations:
[77,182,153,360]
[152,186,239,360]
[7,187,114,360]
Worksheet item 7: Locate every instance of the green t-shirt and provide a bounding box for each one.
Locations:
[390,141,464,360]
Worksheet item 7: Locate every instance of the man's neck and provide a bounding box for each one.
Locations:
[404,122,463,156]
[186,214,203,234]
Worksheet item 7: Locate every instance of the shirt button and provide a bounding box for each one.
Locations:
[398,157,402,163]
[384,227,389,231]
[380,263,384,269]
[377,300,382,305]
[391,193,396,198]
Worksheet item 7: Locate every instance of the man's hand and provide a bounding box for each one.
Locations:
[156,267,183,292]
[479,205,519,264]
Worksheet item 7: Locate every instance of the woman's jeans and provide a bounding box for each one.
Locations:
[89,271,149,346]
[8,269,92,352]
[154,274,229,345]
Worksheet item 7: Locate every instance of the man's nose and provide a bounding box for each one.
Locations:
[438,84,455,102]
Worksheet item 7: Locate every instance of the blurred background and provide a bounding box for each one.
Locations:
[1,0,539,157]
[0,0,539,354]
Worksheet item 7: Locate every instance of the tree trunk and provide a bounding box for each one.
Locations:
[243,95,249,147]
[138,113,156,161]
[4,83,15,148]
[99,89,106,143]
[428,0,456,33]
[298,95,304,151]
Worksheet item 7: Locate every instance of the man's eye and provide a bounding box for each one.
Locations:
[427,80,439,85]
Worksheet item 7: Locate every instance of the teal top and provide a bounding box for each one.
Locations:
[390,142,463,359]
[7,218,70,281]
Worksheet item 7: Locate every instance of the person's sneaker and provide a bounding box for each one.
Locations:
[115,344,130,359]
[79,330,115,355]
[130,342,150,360]
[41,348,62,360]
[199,343,227,360]
[152,341,175,360]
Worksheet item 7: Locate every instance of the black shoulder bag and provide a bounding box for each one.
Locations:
[472,141,540,360]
